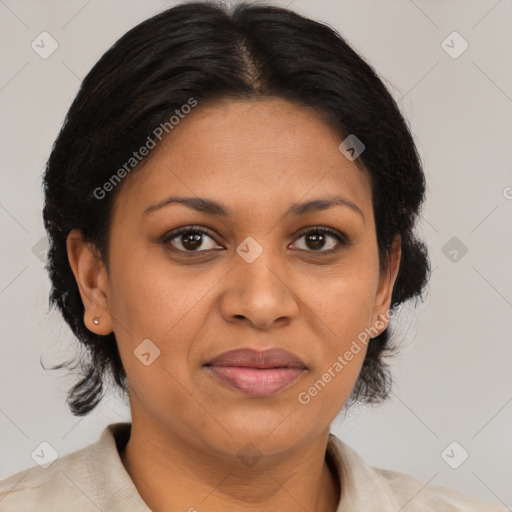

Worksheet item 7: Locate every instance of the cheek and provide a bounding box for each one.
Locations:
[303,255,380,337]
[293,253,378,410]
[106,240,193,340]
[106,244,218,384]
[296,275,373,415]
[296,352,365,426]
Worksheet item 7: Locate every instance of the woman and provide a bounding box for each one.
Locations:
[0,2,505,511]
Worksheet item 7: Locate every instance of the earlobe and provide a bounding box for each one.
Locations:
[66,229,113,335]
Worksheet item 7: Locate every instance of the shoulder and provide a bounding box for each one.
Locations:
[0,443,98,512]
[0,422,135,512]
[327,434,507,511]
[375,466,506,511]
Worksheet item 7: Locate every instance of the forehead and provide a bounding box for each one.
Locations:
[114,98,372,219]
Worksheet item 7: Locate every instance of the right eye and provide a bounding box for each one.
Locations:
[161,226,223,253]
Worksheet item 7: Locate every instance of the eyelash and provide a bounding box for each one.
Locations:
[161,225,349,255]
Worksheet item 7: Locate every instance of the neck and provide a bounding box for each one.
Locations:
[119,418,340,512]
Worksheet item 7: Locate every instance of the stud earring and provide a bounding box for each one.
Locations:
[93,317,100,325]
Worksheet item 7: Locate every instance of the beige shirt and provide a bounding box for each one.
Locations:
[0,422,505,511]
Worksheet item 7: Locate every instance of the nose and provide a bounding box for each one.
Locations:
[219,247,299,330]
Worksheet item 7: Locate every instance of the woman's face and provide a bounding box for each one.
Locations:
[72,98,399,458]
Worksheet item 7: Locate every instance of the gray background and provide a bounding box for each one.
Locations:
[1,0,511,508]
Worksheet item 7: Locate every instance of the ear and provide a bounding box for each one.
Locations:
[66,229,113,335]
[372,234,401,332]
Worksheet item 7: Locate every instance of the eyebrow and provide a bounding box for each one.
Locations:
[143,194,365,221]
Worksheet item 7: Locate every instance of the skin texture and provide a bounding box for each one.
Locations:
[67,98,401,512]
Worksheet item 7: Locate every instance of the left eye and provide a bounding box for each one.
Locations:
[292,228,346,252]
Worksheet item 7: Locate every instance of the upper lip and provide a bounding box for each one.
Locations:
[205,348,306,369]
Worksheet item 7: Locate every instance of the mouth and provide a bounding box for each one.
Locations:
[203,348,307,397]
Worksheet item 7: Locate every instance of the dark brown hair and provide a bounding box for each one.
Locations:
[42,1,429,416]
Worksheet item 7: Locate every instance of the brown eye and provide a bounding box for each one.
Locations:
[163,227,220,252]
[292,227,348,253]
[304,232,329,250]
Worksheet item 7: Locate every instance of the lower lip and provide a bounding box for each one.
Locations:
[206,366,305,397]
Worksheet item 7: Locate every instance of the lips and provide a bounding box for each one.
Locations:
[206,348,306,369]
[204,348,306,397]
